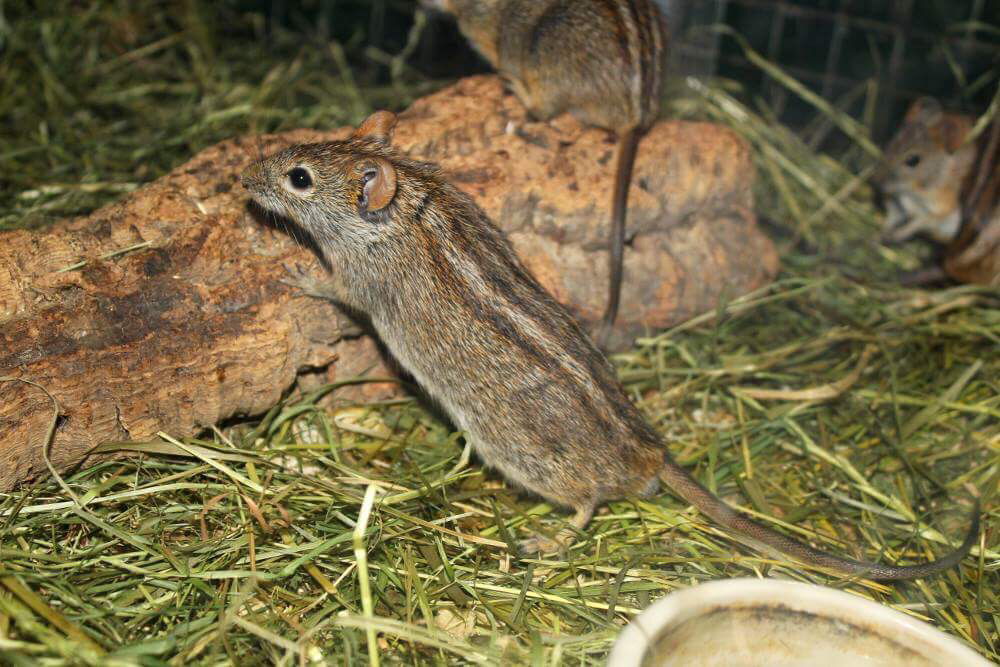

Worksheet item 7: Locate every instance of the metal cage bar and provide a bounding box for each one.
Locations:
[670,0,998,141]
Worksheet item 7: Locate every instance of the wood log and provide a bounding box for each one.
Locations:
[0,75,778,490]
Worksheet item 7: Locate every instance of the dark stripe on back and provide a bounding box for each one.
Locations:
[443,193,657,445]
[528,2,562,56]
[419,212,554,376]
[480,221,661,446]
[420,195,627,442]
[412,190,432,229]
[633,0,664,126]
[598,0,635,71]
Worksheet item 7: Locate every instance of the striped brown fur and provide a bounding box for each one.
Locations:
[241,112,978,580]
[945,118,1000,286]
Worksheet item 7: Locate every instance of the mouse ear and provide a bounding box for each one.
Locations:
[905,97,943,126]
[353,111,398,145]
[358,158,397,217]
[936,115,973,153]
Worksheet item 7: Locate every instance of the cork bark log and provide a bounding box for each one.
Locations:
[0,75,778,490]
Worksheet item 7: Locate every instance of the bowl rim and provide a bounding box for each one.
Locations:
[606,578,993,667]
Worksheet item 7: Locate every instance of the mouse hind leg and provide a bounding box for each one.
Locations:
[503,65,568,123]
[517,503,596,555]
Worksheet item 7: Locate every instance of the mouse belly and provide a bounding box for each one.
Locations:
[400,355,661,509]
[374,313,664,509]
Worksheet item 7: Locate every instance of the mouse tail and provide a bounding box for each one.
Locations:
[596,126,642,349]
[659,456,979,580]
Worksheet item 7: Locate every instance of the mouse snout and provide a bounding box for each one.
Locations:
[240,161,267,194]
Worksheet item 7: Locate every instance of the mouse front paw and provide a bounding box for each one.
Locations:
[281,262,332,300]
[280,263,364,337]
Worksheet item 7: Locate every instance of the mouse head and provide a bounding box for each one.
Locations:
[877,99,972,179]
[873,98,977,243]
[241,111,403,251]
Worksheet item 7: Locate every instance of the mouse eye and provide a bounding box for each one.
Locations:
[903,154,921,168]
[287,167,313,191]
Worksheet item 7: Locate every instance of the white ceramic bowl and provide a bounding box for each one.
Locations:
[607,578,993,667]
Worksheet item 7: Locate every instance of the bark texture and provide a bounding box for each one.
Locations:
[0,75,778,490]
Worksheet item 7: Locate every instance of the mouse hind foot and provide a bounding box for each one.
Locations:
[517,504,595,556]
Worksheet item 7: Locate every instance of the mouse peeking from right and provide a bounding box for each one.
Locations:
[873,97,999,286]
[241,111,979,581]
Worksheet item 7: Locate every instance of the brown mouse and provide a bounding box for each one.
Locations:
[421,0,667,347]
[241,111,978,580]
[945,115,999,287]
[873,97,999,286]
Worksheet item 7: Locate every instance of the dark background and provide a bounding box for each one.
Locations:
[248,0,999,135]
[247,0,999,135]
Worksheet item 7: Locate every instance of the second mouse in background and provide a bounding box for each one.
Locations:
[422,0,668,348]
[873,97,1000,286]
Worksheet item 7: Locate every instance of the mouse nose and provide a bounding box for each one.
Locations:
[240,162,264,192]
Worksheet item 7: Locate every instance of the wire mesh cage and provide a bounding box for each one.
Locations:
[258,1,997,147]
[669,0,999,142]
